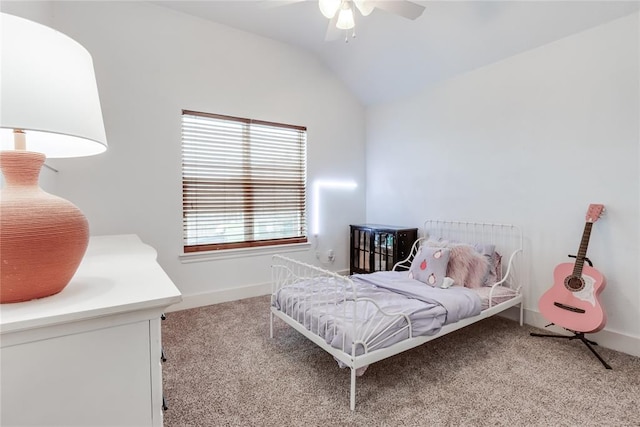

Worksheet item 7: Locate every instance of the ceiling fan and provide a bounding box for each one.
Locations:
[319,0,426,42]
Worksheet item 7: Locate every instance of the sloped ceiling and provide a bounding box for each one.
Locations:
[153,1,640,106]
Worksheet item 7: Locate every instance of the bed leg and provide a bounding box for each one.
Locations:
[519,302,524,327]
[350,367,356,411]
[270,311,274,339]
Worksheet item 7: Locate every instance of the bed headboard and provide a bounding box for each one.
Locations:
[424,220,523,291]
[395,220,523,292]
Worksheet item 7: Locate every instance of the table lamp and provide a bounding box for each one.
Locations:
[0,13,108,303]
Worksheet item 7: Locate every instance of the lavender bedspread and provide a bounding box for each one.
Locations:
[273,271,482,357]
[351,271,481,324]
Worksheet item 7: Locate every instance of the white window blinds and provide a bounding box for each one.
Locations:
[181,110,307,252]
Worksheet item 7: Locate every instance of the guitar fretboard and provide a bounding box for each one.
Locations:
[572,221,593,276]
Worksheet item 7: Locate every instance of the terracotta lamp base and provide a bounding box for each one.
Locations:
[0,150,89,303]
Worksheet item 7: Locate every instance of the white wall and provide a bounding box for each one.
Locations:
[2,1,366,308]
[366,13,639,352]
[5,1,637,354]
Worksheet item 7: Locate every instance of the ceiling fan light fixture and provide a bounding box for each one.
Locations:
[319,0,341,19]
[354,0,374,17]
[336,4,355,30]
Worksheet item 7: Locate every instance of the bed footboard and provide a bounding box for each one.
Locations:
[271,255,417,411]
[271,255,413,358]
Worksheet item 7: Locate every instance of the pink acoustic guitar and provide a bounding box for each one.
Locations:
[539,204,606,333]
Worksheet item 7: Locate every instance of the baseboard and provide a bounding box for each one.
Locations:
[167,286,640,358]
[166,282,271,312]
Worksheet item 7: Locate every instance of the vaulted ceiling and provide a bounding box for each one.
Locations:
[153,1,640,105]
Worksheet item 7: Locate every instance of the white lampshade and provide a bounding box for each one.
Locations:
[336,5,355,30]
[0,13,107,158]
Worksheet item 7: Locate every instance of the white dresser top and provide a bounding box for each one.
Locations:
[0,234,182,334]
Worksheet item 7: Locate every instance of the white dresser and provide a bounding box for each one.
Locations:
[0,235,182,426]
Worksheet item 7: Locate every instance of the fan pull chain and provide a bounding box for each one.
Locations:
[344,28,356,43]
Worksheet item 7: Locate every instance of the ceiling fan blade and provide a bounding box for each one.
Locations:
[373,0,425,20]
[354,0,375,16]
[325,14,342,41]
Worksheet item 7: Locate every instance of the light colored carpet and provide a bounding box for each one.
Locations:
[161,295,640,426]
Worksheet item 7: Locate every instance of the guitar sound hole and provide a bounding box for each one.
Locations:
[565,276,584,292]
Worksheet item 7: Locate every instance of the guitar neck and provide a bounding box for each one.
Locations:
[573,221,593,276]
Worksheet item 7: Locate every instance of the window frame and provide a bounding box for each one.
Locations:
[181,109,308,253]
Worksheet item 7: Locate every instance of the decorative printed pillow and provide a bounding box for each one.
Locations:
[484,251,503,286]
[473,243,496,285]
[408,246,451,287]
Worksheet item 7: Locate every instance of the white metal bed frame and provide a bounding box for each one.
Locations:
[270,220,524,410]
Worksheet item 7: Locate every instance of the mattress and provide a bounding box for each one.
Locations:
[272,271,483,356]
[472,285,518,310]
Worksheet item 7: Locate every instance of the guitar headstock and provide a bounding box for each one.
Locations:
[586,204,605,223]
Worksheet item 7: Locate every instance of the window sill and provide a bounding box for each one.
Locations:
[179,241,312,264]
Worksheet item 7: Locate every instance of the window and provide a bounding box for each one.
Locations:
[181,110,307,253]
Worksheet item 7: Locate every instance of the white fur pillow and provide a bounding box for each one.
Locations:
[425,240,490,288]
